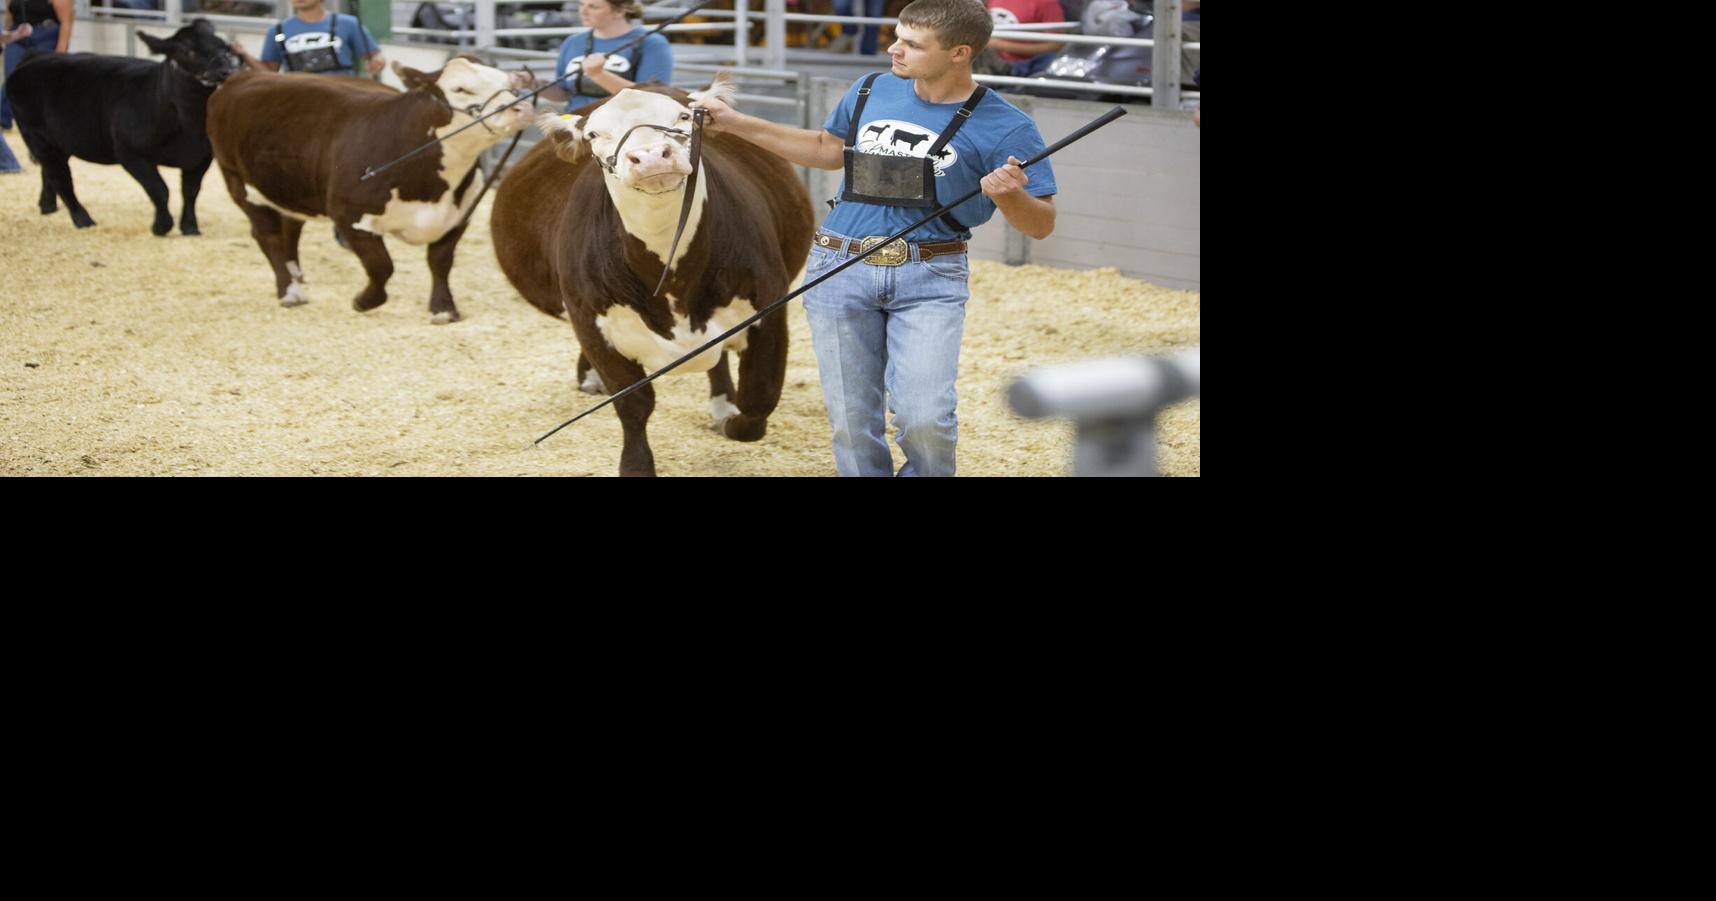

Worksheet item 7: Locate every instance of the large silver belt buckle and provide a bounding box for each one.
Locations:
[859,236,908,266]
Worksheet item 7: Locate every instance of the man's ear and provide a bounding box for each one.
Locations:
[951,44,973,66]
[538,112,589,165]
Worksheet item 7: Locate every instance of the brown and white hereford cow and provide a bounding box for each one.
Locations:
[492,78,814,477]
[207,58,531,323]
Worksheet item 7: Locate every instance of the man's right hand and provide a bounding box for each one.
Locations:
[690,95,738,134]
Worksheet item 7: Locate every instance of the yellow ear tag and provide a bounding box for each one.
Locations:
[560,114,575,120]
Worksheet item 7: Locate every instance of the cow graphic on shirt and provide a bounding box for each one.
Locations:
[282,31,342,56]
[852,118,959,177]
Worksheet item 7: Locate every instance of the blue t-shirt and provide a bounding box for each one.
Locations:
[822,73,1056,242]
[555,27,674,112]
[262,14,379,74]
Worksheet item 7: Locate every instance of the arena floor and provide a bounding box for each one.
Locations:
[1,156,1199,476]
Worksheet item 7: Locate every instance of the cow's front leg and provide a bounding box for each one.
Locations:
[706,351,740,433]
[338,223,394,312]
[119,158,174,236]
[425,220,469,325]
[568,309,656,477]
[178,156,212,236]
[727,305,788,442]
[577,353,607,395]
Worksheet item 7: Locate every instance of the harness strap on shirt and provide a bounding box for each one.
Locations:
[273,13,340,72]
[573,28,646,99]
[843,72,883,150]
[844,74,986,235]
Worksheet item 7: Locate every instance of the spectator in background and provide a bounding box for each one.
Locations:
[984,0,1066,78]
[827,0,886,55]
[2,0,72,130]
[0,18,30,172]
[531,0,672,113]
[232,0,384,76]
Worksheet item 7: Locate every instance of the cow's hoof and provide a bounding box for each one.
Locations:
[723,414,768,442]
[430,310,461,325]
[708,395,740,432]
[579,370,608,395]
[39,203,56,215]
[352,291,387,312]
[71,215,96,229]
[280,283,310,307]
[151,219,173,237]
[180,225,201,237]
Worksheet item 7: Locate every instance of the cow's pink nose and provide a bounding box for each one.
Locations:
[627,144,675,166]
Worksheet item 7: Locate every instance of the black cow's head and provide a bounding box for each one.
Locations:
[140,18,239,89]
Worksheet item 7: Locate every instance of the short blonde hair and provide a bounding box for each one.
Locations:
[898,0,993,54]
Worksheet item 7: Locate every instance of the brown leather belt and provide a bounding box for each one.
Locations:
[814,230,968,266]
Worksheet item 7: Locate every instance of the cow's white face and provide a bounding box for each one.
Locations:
[562,90,697,194]
[437,58,531,134]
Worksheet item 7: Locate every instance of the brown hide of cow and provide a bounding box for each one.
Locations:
[207,70,478,227]
[493,85,813,340]
[491,83,816,475]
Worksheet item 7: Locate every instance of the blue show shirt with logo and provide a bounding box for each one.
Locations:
[821,72,1056,243]
[555,27,674,112]
[261,14,380,73]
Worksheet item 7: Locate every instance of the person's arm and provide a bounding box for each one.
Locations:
[51,0,73,53]
[690,95,845,171]
[256,24,285,72]
[581,53,635,95]
[983,155,1056,239]
[988,36,1065,56]
[229,40,272,72]
[358,22,383,76]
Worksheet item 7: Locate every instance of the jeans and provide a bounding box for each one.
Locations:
[832,0,887,55]
[0,131,18,171]
[801,230,971,477]
[2,22,59,129]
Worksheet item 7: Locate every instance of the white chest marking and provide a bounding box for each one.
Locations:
[595,296,757,374]
[353,179,482,245]
[607,175,707,273]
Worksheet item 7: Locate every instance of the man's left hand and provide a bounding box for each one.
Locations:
[982,155,1030,198]
[367,53,386,77]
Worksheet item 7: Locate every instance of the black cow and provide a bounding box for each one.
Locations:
[6,18,238,235]
[891,129,931,151]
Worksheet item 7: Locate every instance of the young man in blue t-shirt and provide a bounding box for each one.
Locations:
[694,0,1057,477]
[232,0,383,77]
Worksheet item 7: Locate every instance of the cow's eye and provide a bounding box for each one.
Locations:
[679,112,691,121]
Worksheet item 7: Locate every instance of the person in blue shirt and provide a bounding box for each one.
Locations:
[0,19,32,173]
[231,0,383,77]
[694,0,1057,477]
[533,0,673,113]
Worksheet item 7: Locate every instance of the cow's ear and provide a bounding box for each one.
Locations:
[688,71,737,107]
[393,61,435,91]
[139,32,171,56]
[192,17,216,35]
[538,112,589,165]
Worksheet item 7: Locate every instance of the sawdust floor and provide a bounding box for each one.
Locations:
[1,157,1199,476]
